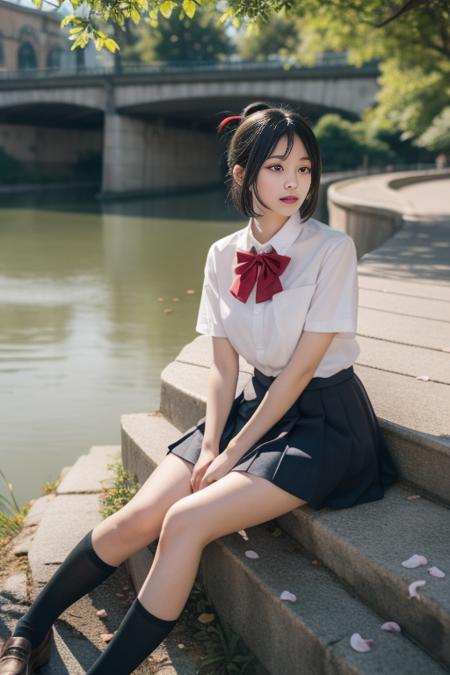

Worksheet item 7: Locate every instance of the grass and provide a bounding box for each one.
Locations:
[0,467,61,547]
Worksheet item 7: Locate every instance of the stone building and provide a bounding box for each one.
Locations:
[0,0,99,72]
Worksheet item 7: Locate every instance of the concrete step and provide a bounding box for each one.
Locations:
[121,412,449,675]
[158,346,450,507]
[3,445,200,674]
[277,483,450,670]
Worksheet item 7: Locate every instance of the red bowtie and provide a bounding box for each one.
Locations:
[229,247,291,303]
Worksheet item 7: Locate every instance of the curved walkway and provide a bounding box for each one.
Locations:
[328,171,450,470]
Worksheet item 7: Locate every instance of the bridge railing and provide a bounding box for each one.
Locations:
[0,55,380,80]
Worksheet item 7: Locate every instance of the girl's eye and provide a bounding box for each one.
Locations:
[267,165,311,173]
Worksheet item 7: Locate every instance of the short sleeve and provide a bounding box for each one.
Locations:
[195,245,227,337]
[303,235,358,334]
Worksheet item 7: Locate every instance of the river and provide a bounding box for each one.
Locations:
[0,185,241,508]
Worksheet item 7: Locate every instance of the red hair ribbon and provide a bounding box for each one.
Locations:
[217,115,242,131]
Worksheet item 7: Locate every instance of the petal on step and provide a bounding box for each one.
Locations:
[428,566,446,578]
[408,580,426,599]
[350,633,374,652]
[416,375,430,381]
[401,554,428,568]
[280,590,297,602]
[245,549,260,559]
[381,621,401,632]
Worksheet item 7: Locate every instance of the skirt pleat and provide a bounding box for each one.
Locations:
[166,365,399,510]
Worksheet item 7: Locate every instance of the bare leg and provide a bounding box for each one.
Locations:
[91,453,195,567]
[137,471,306,620]
[8,453,195,651]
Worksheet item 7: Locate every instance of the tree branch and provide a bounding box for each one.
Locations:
[373,0,431,28]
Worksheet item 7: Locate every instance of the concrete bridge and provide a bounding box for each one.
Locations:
[0,60,380,195]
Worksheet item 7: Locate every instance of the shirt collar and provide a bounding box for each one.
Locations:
[237,210,305,255]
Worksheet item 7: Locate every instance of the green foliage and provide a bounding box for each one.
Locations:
[42,479,61,495]
[234,2,449,145]
[99,461,140,518]
[124,4,234,64]
[236,14,298,61]
[0,468,31,542]
[416,107,450,152]
[36,0,448,152]
[313,113,394,170]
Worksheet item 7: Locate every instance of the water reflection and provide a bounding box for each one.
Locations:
[0,186,240,507]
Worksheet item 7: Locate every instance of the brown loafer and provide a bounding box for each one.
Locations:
[0,627,53,674]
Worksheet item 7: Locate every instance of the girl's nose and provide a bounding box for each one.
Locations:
[285,175,298,189]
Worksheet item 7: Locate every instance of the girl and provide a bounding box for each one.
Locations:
[0,101,399,674]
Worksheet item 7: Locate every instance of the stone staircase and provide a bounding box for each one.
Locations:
[121,347,450,675]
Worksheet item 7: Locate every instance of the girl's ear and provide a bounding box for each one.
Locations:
[232,164,245,186]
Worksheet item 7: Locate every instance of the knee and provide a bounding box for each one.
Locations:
[159,501,205,549]
[112,505,159,543]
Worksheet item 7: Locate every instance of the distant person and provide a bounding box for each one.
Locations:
[0,102,400,674]
[435,152,448,169]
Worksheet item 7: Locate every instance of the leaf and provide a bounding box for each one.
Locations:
[182,0,196,19]
[130,7,141,23]
[160,1,175,18]
[60,14,75,27]
[197,612,215,624]
[105,38,120,53]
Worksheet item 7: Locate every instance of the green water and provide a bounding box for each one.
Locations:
[0,185,241,508]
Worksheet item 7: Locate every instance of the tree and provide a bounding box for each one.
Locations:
[313,114,395,170]
[122,6,234,63]
[39,0,448,148]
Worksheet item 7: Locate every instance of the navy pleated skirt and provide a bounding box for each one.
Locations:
[166,365,399,510]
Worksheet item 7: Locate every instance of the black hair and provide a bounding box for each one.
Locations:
[217,101,321,223]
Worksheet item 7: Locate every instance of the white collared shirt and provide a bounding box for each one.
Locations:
[195,210,360,378]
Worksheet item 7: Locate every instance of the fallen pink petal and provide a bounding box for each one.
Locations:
[245,549,260,559]
[416,374,430,381]
[408,580,426,599]
[428,566,446,578]
[381,621,401,632]
[238,529,249,540]
[401,554,428,568]
[406,494,421,500]
[280,591,297,602]
[350,633,374,652]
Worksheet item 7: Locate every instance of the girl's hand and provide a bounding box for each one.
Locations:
[197,449,238,491]
[191,447,218,493]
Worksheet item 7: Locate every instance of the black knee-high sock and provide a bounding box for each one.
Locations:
[87,598,179,674]
[13,529,118,649]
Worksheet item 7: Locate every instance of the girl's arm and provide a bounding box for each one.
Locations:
[202,336,239,452]
[226,331,336,463]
